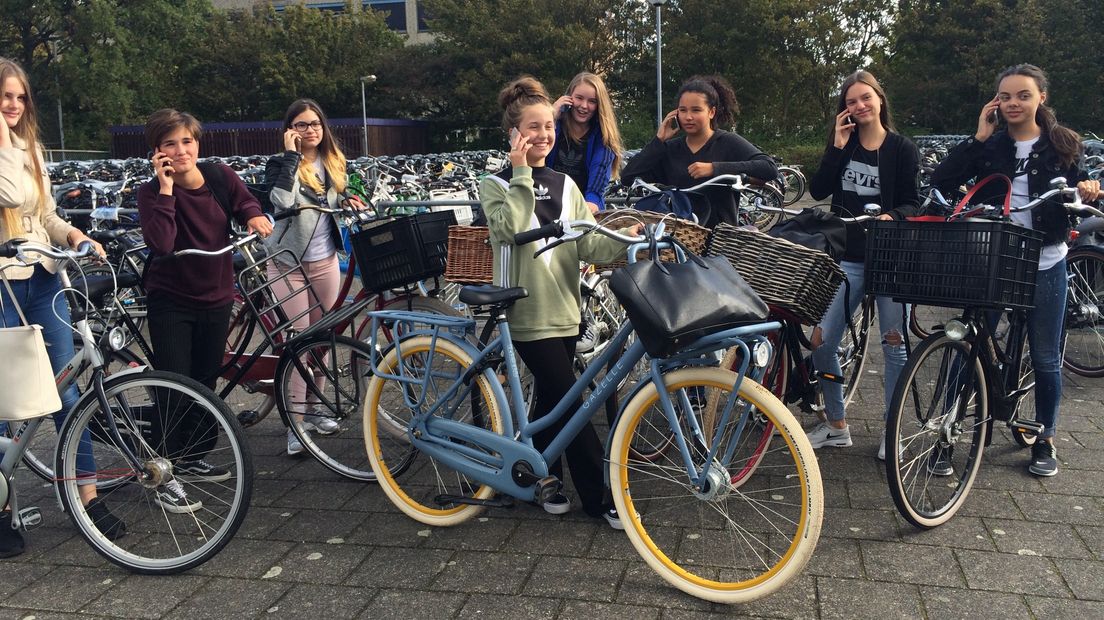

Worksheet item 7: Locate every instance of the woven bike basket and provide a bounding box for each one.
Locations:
[705,222,845,325]
[594,209,710,269]
[444,225,494,284]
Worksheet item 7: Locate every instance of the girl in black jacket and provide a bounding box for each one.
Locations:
[932,64,1101,477]
[806,70,922,460]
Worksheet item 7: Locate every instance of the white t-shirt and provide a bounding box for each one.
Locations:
[301,159,337,262]
[1011,137,1066,271]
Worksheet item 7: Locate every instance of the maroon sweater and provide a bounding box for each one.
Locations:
[137,164,263,308]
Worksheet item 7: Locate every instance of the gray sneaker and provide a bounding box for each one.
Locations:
[287,429,305,456]
[303,411,340,435]
[806,422,852,448]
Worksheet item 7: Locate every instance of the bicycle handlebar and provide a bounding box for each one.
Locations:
[0,238,96,266]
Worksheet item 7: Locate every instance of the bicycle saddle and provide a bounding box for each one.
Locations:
[458,285,528,306]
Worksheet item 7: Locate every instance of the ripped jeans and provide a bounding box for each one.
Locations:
[811,260,909,423]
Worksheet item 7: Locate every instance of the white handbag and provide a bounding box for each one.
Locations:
[0,272,62,420]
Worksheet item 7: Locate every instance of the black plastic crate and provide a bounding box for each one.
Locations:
[350,210,457,292]
[865,219,1043,310]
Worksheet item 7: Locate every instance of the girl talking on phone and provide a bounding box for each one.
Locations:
[620,74,776,228]
[136,109,272,512]
[932,64,1102,477]
[262,99,366,456]
[481,76,634,528]
[547,72,624,215]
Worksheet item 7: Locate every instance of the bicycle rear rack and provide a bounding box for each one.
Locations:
[236,248,325,349]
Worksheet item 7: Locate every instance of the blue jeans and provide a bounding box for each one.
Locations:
[1,266,95,479]
[1027,260,1066,439]
[811,260,909,423]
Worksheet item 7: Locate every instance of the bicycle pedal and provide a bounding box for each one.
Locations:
[815,371,845,384]
[1010,419,1045,437]
[16,507,42,530]
[533,476,563,505]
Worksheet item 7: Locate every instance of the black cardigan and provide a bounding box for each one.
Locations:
[809,131,922,261]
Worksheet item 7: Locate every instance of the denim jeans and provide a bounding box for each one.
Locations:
[811,260,909,423]
[1,265,95,478]
[1027,260,1066,439]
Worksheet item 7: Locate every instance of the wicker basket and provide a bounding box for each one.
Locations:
[705,223,845,325]
[445,225,494,284]
[594,209,711,268]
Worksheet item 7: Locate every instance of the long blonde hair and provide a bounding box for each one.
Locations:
[563,72,623,178]
[0,58,45,235]
[282,99,347,195]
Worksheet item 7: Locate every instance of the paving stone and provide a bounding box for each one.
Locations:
[430,550,536,595]
[659,610,756,620]
[560,600,662,619]
[249,478,299,507]
[236,505,295,540]
[457,593,560,619]
[1010,491,1104,526]
[83,574,207,619]
[4,566,120,613]
[190,537,295,579]
[1038,467,1104,496]
[273,541,375,585]
[346,510,442,547]
[1027,595,1104,619]
[983,518,1093,559]
[955,549,1068,597]
[586,524,679,562]
[820,507,900,541]
[896,514,996,551]
[25,532,109,568]
[164,577,290,620]
[614,562,711,612]
[265,583,374,617]
[957,488,1026,520]
[504,518,595,556]
[860,540,965,587]
[919,586,1029,619]
[357,589,466,619]
[523,555,625,602]
[803,536,864,579]
[268,478,362,507]
[1074,524,1104,560]
[0,562,52,601]
[728,573,818,619]
[1053,558,1104,600]
[344,546,452,589]
[341,482,409,513]
[818,577,922,619]
[10,526,79,564]
[846,481,896,511]
[419,516,518,551]
[268,508,367,543]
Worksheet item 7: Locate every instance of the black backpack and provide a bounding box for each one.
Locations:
[767,209,847,261]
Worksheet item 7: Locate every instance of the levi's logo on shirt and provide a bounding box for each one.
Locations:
[534,184,551,200]
[841,161,880,197]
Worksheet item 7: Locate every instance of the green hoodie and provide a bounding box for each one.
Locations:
[481,165,626,341]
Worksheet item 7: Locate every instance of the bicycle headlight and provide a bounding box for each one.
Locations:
[108,326,128,351]
[944,319,970,341]
[752,341,772,368]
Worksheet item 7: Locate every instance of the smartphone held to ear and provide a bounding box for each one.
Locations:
[509,127,520,143]
[987,109,999,124]
[845,115,854,126]
[669,117,680,130]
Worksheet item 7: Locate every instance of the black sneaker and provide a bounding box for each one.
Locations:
[541,493,571,515]
[0,510,25,559]
[85,497,127,541]
[1029,442,1058,477]
[176,459,231,483]
[602,508,625,531]
[927,446,954,477]
[155,479,203,514]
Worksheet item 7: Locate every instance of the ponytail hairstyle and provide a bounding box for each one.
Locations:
[0,58,44,235]
[675,75,740,130]
[995,64,1081,169]
[498,75,552,134]
[563,72,623,178]
[281,99,347,194]
[826,70,895,148]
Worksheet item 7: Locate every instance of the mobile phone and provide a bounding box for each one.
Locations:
[561,102,573,114]
[987,109,999,124]
[293,134,302,152]
[509,127,520,143]
[845,114,854,126]
[669,117,680,130]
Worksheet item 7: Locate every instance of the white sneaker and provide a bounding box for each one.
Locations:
[154,479,202,514]
[303,411,340,435]
[877,436,903,461]
[287,429,305,456]
[806,422,852,449]
[577,320,606,353]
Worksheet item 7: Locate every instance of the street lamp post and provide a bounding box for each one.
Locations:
[359,75,377,157]
[647,0,668,128]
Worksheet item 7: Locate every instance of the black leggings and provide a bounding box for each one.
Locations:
[513,336,610,517]
[146,292,232,462]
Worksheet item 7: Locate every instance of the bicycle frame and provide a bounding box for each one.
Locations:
[369,307,779,503]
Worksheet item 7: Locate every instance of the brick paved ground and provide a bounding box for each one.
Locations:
[4,337,1102,619]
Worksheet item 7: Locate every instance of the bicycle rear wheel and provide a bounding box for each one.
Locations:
[55,370,252,574]
[1063,248,1104,377]
[837,296,874,407]
[365,335,504,527]
[608,367,822,603]
[885,335,987,529]
[276,334,399,482]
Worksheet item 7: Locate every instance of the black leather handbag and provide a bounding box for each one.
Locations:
[609,237,769,358]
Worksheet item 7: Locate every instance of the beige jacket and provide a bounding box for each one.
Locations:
[0,134,76,279]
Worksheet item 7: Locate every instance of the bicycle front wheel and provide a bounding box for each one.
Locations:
[838,296,874,407]
[365,335,504,527]
[886,335,987,529]
[1064,248,1104,377]
[55,370,253,574]
[608,367,823,604]
[277,334,393,481]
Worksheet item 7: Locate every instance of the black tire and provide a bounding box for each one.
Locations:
[885,335,987,529]
[12,345,145,488]
[55,370,253,574]
[276,334,411,481]
[1063,248,1104,377]
[778,167,806,206]
[739,186,784,232]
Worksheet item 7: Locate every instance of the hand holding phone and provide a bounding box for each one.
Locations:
[845,114,854,126]
[986,109,998,124]
[509,127,520,144]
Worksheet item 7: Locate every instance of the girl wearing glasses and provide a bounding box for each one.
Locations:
[263,99,365,456]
